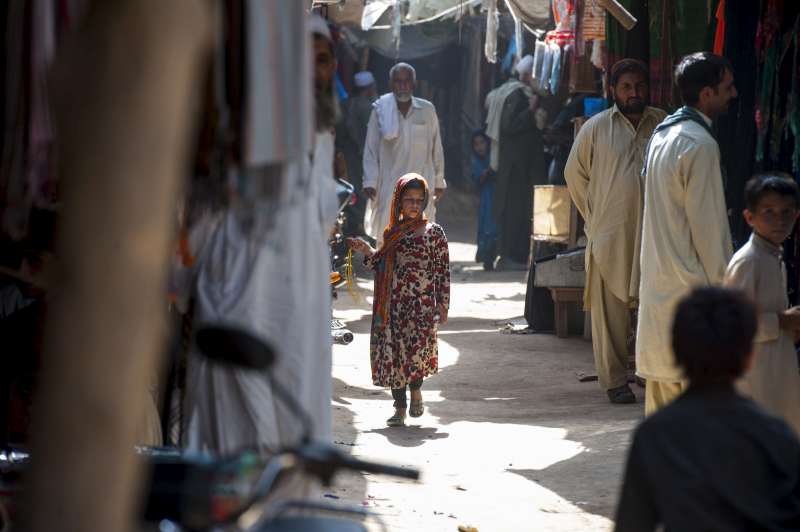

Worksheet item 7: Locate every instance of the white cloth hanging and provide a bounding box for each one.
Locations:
[374,93,401,140]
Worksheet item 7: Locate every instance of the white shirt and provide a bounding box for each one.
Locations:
[181,131,337,457]
[363,94,445,242]
[636,109,733,382]
[725,233,800,434]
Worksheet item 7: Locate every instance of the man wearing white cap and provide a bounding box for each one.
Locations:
[363,62,445,244]
[336,70,378,234]
[490,55,546,270]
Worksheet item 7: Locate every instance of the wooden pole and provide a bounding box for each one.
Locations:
[23,1,211,531]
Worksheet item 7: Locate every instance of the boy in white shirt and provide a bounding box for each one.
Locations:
[724,173,800,434]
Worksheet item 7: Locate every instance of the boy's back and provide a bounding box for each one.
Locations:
[615,385,800,531]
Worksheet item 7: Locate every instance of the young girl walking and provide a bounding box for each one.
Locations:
[347,174,450,427]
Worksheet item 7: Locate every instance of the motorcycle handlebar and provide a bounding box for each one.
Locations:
[295,442,420,484]
[340,453,420,480]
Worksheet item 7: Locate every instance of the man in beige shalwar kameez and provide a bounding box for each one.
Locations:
[637,52,738,415]
[565,59,666,404]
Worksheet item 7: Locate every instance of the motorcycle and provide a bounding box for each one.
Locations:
[0,326,419,531]
[330,178,356,346]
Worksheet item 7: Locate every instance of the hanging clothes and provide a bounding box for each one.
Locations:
[713,0,726,55]
[243,0,311,167]
[549,43,562,95]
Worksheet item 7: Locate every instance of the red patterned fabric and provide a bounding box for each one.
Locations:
[366,174,450,388]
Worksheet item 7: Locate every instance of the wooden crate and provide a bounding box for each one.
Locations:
[532,185,573,243]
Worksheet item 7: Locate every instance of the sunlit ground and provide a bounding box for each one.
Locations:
[328,237,637,531]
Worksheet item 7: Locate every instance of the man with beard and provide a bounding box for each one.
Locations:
[637,52,738,415]
[363,63,445,245]
[179,13,339,505]
[564,59,666,404]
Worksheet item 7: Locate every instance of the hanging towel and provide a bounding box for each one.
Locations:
[531,40,547,89]
[540,43,554,93]
[549,43,562,95]
[374,93,401,140]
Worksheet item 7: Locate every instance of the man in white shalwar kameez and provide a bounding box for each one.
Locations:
[637,52,738,415]
[565,59,666,404]
[176,13,339,503]
[363,63,445,244]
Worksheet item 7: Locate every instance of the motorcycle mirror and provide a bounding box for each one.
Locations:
[194,325,276,370]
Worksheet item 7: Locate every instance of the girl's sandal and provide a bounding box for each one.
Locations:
[387,409,406,427]
[409,399,424,418]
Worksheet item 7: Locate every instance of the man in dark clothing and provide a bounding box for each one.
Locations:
[493,58,547,270]
[615,287,800,532]
[336,71,377,236]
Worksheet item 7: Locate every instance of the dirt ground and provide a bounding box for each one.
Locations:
[325,194,642,531]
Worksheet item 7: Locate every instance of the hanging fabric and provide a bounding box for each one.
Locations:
[790,16,800,173]
[713,0,726,55]
[582,0,606,42]
[532,39,547,90]
[549,42,562,95]
[540,42,554,93]
[485,0,499,63]
[243,0,312,169]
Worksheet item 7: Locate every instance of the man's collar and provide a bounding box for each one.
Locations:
[688,106,713,127]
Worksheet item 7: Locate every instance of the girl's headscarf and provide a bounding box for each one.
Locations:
[372,174,429,330]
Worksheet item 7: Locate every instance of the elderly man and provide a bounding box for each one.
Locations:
[491,55,547,270]
[564,59,666,404]
[363,63,445,244]
[637,52,738,415]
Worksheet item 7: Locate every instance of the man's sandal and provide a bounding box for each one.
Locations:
[387,409,406,427]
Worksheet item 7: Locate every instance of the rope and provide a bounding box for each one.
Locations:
[344,249,366,305]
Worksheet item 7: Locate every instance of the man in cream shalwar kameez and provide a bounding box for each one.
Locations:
[565,59,666,403]
[363,63,445,244]
[637,53,737,415]
[725,232,800,435]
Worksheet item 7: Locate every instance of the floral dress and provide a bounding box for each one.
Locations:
[367,223,450,388]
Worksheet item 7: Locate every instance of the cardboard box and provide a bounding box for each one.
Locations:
[533,185,572,243]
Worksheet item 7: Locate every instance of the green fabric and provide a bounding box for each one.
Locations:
[647,0,720,109]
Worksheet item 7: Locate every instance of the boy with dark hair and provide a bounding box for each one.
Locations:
[615,287,800,532]
[724,173,800,433]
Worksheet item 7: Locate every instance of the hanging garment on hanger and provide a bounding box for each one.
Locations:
[549,43,562,95]
[532,39,547,90]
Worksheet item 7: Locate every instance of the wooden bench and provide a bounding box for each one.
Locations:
[549,287,584,338]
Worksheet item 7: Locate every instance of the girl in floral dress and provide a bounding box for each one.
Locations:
[347,173,450,426]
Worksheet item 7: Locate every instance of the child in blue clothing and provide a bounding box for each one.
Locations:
[471,131,497,271]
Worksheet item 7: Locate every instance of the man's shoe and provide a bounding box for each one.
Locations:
[607,384,636,404]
